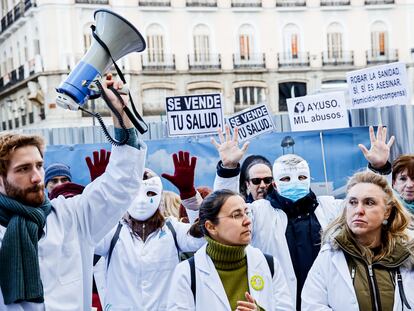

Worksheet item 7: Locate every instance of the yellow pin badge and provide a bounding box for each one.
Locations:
[250,275,264,291]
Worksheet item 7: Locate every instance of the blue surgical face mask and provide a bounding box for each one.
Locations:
[277,181,309,202]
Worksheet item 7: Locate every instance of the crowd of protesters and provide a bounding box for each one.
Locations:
[0,76,413,311]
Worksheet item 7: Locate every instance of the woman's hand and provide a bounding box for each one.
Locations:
[211,125,249,169]
[236,292,258,311]
[358,125,395,169]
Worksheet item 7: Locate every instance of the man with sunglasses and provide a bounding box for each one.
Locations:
[242,156,274,202]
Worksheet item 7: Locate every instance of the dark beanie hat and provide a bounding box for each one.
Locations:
[45,163,72,185]
[49,182,85,199]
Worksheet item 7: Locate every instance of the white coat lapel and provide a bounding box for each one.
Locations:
[246,247,270,311]
[196,247,231,310]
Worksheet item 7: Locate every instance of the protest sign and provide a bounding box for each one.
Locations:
[165,93,224,137]
[287,91,349,132]
[227,104,275,141]
[347,62,410,109]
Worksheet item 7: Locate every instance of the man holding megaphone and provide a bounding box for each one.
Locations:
[0,74,147,310]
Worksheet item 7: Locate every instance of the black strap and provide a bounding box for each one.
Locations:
[396,268,411,310]
[93,222,122,267]
[90,25,148,134]
[188,256,196,303]
[165,220,181,261]
[264,253,274,278]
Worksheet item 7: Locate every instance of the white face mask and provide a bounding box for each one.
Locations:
[273,160,311,202]
[128,176,163,221]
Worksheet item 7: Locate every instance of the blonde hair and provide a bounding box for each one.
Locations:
[159,190,181,219]
[323,171,410,262]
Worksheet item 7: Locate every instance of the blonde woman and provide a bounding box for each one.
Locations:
[160,190,181,219]
[302,171,414,311]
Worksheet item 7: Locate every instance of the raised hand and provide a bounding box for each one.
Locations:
[236,292,258,311]
[211,125,249,169]
[85,149,111,182]
[161,151,197,199]
[358,125,395,169]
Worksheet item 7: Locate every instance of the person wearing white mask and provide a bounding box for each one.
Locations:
[94,152,205,311]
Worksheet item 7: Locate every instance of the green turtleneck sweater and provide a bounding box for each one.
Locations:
[206,236,250,310]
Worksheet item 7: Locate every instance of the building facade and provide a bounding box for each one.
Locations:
[0,0,413,130]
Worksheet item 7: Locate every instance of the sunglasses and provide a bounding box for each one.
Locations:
[249,177,273,185]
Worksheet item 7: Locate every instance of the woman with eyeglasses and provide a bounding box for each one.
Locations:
[167,189,294,311]
[302,171,414,311]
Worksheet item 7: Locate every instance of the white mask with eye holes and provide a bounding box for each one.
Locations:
[273,157,311,202]
[128,176,163,221]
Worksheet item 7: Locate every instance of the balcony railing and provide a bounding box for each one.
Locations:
[231,0,262,7]
[14,3,22,21]
[188,54,221,70]
[320,0,350,5]
[186,0,217,7]
[10,70,17,84]
[75,0,109,4]
[141,54,175,71]
[366,49,398,64]
[138,0,171,6]
[322,51,354,66]
[276,0,306,7]
[6,11,13,27]
[25,0,34,11]
[278,52,310,68]
[18,65,24,81]
[365,0,394,4]
[1,1,35,34]
[233,53,266,69]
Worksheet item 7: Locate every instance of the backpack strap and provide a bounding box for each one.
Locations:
[165,219,181,261]
[396,268,411,310]
[264,254,274,278]
[188,256,196,303]
[106,222,123,268]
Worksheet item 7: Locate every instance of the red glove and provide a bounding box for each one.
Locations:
[85,149,111,182]
[162,151,197,200]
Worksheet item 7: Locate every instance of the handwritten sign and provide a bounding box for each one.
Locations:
[165,93,224,137]
[227,104,274,141]
[287,92,349,132]
[347,62,410,109]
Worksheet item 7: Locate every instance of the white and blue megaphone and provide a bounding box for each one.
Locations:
[56,9,146,110]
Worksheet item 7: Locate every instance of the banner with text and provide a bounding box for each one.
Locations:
[346,62,409,109]
[287,91,349,132]
[165,93,224,137]
[226,104,275,141]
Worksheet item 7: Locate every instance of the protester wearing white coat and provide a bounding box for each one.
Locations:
[167,243,294,311]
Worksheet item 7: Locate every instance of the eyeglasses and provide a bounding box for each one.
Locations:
[216,209,252,221]
[249,177,273,185]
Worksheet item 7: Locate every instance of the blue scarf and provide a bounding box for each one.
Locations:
[0,194,52,305]
[393,190,414,215]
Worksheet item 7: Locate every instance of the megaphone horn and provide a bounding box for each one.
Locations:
[56,9,146,110]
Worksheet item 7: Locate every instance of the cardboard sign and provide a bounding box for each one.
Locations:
[165,93,224,137]
[227,104,275,141]
[347,62,410,109]
[287,91,349,132]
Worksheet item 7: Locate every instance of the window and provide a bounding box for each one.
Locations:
[371,21,388,56]
[146,24,165,63]
[188,88,220,95]
[142,88,174,116]
[83,24,93,53]
[283,24,300,58]
[24,36,28,62]
[327,23,343,58]
[278,82,306,112]
[193,24,211,62]
[234,86,266,107]
[238,24,254,60]
[34,27,40,55]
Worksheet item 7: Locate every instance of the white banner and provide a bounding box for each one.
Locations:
[287,92,349,132]
[226,104,275,141]
[165,93,224,137]
[346,62,410,109]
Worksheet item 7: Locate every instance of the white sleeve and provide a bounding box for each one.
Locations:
[167,261,196,310]
[171,218,206,253]
[94,224,121,257]
[182,192,203,224]
[59,143,146,246]
[301,251,333,311]
[213,173,239,192]
[272,256,295,311]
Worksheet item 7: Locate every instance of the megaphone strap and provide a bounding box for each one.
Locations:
[90,25,148,135]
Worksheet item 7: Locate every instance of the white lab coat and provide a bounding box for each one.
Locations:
[302,243,414,311]
[214,174,343,307]
[167,244,294,311]
[94,216,205,311]
[0,143,146,311]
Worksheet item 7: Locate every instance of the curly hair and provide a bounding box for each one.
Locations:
[323,171,410,262]
[0,133,45,176]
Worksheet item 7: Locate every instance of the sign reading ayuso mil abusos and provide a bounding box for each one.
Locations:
[227,104,275,141]
[165,93,224,137]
